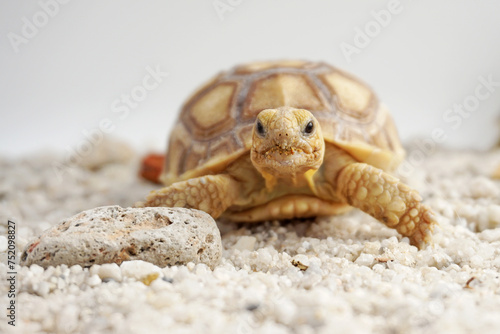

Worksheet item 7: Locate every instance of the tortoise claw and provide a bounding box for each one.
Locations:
[399,204,437,249]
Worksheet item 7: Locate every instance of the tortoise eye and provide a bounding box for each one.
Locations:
[256,120,265,136]
[304,121,314,134]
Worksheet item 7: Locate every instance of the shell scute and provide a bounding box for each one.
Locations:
[243,73,328,120]
[161,61,404,186]
[182,81,239,140]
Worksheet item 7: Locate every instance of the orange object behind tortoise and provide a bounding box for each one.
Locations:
[139,153,165,184]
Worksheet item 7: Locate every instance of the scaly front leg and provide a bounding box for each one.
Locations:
[139,174,240,219]
[336,163,437,248]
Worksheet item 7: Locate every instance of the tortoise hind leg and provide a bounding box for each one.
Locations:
[335,163,438,248]
[138,174,240,219]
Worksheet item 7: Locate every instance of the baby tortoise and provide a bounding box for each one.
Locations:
[139,60,437,248]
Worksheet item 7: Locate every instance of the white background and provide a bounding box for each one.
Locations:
[1,0,500,157]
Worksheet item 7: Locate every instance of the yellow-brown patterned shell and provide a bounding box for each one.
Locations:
[161,60,405,186]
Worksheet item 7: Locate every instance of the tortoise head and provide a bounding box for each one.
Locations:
[250,107,325,184]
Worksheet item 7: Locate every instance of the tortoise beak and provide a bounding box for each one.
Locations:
[252,136,323,171]
[263,145,311,166]
[250,107,325,177]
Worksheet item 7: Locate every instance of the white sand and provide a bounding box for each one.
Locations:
[1,141,500,334]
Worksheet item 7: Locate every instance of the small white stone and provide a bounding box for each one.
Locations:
[55,304,79,333]
[89,264,100,277]
[232,236,257,251]
[431,253,452,269]
[274,298,297,325]
[186,262,196,271]
[488,205,500,228]
[470,255,484,268]
[292,254,310,267]
[256,248,274,267]
[36,281,50,296]
[121,260,161,281]
[56,277,66,290]
[296,247,306,254]
[69,264,83,274]
[98,263,122,282]
[68,284,81,295]
[300,272,322,289]
[355,253,375,267]
[469,176,499,198]
[362,241,381,255]
[30,264,44,275]
[0,236,7,252]
[149,277,174,292]
[213,267,231,281]
[87,274,102,287]
[194,263,210,276]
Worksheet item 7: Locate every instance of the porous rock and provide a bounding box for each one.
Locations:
[20,206,222,269]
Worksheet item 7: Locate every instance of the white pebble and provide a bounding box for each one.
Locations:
[470,255,484,268]
[469,177,499,198]
[274,298,297,325]
[292,254,310,267]
[87,274,102,287]
[431,253,452,269]
[355,254,375,267]
[488,205,500,228]
[30,264,44,275]
[0,236,7,252]
[55,304,79,333]
[256,248,273,264]
[98,263,122,282]
[121,260,161,280]
[36,281,51,296]
[69,265,83,274]
[232,236,257,251]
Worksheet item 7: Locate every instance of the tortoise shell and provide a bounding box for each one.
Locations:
[161,60,405,186]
